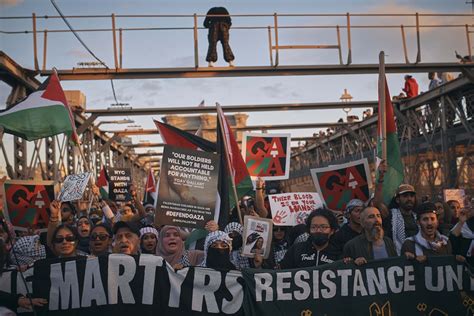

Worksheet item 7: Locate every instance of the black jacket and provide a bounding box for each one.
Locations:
[203,7,232,28]
[279,239,341,269]
[343,234,397,261]
[332,223,361,252]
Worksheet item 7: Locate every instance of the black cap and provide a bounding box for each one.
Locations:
[113,221,141,236]
[415,202,438,217]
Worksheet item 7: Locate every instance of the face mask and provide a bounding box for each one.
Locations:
[311,233,330,246]
[206,247,234,270]
[231,234,243,250]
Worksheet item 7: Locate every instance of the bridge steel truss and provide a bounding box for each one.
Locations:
[286,75,474,197]
[0,53,148,195]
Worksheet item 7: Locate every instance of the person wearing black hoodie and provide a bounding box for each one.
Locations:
[280,209,341,269]
[203,7,235,67]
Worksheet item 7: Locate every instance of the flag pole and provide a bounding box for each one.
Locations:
[216,103,243,225]
[378,51,387,161]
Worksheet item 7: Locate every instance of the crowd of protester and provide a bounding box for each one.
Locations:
[0,159,473,313]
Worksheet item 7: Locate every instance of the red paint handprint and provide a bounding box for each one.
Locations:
[273,210,288,224]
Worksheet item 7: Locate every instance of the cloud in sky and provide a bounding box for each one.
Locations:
[0,0,23,7]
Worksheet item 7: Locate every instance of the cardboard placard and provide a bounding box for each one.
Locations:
[155,145,220,229]
[310,158,372,211]
[269,192,323,226]
[241,133,291,180]
[58,172,91,202]
[242,215,273,259]
[443,189,465,207]
[2,180,55,231]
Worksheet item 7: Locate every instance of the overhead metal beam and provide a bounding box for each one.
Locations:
[0,51,40,91]
[86,101,376,117]
[42,63,474,80]
[123,136,317,149]
[104,122,354,135]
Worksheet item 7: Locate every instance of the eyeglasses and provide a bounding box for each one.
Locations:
[53,235,76,243]
[91,233,110,241]
[311,225,331,231]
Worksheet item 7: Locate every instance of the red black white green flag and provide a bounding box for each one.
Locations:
[0,71,78,143]
[96,167,110,200]
[377,79,404,204]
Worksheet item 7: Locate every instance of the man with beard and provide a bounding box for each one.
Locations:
[450,200,474,267]
[280,208,341,269]
[112,221,141,255]
[343,207,397,265]
[332,199,364,252]
[383,184,418,255]
[401,202,451,261]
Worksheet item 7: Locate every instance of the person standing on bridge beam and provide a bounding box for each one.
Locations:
[204,7,235,67]
[402,75,419,98]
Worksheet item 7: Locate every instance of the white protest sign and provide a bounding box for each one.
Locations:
[269,192,323,226]
[242,216,273,259]
[58,172,91,202]
[443,189,465,207]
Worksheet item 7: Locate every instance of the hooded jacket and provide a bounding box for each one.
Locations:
[279,238,341,269]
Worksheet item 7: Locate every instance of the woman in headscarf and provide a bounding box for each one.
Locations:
[76,215,91,254]
[224,222,250,269]
[202,230,235,270]
[140,226,159,254]
[156,226,204,269]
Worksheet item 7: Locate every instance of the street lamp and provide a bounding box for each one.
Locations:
[340,88,353,119]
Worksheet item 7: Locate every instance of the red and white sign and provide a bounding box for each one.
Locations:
[268,192,323,226]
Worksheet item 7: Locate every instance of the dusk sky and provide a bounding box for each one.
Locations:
[0,0,471,163]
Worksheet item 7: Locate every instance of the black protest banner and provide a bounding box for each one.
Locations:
[155,145,220,229]
[108,169,132,202]
[242,256,473,316]
[29,254,242,316]
[1,255,472,315]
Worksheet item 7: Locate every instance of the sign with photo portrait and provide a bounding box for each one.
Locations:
[242,215,273,259]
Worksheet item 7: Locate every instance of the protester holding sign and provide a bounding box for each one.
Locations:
[60,201,76,225]
[280,209,341,269]
[47,200,82,258]
[202,230,236,270]
[224,222,251,269]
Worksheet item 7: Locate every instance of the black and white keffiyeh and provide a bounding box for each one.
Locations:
[406,231,449,256]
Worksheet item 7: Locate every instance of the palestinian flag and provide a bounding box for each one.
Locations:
[216,104,254,210]
[0,71,78,143]
[154,120,216,152]
[97,167,110,199]
[377,79,404,204]
[143,168,157,207]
